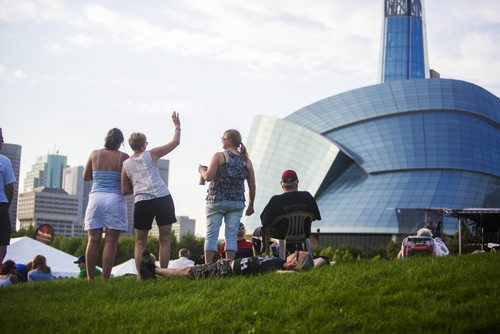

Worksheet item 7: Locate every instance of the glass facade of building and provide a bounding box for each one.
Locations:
[245,1,500,239]
[244,116,339,230]
[246,79,500,234]
[24,154,68,192]
[381,0,428,82]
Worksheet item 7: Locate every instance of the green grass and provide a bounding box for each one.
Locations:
[2,253,500,333]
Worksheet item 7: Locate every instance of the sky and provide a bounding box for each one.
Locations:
[1,0,499,237]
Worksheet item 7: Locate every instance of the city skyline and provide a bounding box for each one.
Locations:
[2,1,499,236]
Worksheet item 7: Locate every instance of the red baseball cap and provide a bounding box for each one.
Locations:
[281,170,298,183]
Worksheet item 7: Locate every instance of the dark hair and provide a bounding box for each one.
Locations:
[32,255,51,273]
[0,260,16,275]
[104,128,124,150]
[224,129,249,161]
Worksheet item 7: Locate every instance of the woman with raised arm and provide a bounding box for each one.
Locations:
[122,112,181,278]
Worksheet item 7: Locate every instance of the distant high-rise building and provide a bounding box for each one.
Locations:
[171,216,196,238]
[24,154,68,192]
[17,187,79,237]
[380,0,429,82]
[0,143,21,230]
[62,166,91,236]
[150,215,196,239]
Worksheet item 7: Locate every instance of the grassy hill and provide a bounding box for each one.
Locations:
[1,253,499,333]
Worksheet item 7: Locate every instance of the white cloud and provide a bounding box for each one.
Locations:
[4,1,382,77]
[67,33,101,47]
[118,99,196,116]
[12,69,27,79]
[45,42,70,54]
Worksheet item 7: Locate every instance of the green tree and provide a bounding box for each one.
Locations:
[174,233,205,262]
[319,246,335,260]
[11,225,35,238]
[116,237,135,264]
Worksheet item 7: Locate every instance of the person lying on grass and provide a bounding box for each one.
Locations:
[140,249,328,279]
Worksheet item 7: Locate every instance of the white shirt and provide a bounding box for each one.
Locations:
[123,151,170,202]
[169,257,195,269]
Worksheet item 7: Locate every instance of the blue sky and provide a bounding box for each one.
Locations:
[1,0,499,236]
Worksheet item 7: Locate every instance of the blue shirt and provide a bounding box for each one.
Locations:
[0,154,15,203]
[28,270,54,282]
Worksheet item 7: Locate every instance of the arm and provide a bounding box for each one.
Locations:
[150,112,181,161]
[83,151,94,181]
[5,183,14,205]
[121,167,133,195]
[245,159,256,216]
[199,152,225,182]
[260,196,277,228]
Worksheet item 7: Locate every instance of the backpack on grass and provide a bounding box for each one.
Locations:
[402,236,434,258]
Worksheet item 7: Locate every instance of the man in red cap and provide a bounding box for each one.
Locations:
[254,170,321,255]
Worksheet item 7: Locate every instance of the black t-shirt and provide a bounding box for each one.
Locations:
[259,191,321,239]
[232,256,285,275]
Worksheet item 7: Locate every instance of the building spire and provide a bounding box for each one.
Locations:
[380,0,429,82]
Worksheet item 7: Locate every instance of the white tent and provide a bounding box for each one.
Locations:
[5,237,79,278]
[111,258,137,277]
[111,258,164,277]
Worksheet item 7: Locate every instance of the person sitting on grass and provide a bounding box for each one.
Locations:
[0,260,19,286]
[139,249,327,280]
[74,255,102,279]
[27,255,54,282]
[219,222,253,259]
[169,248,195,269]
[397,227,449,259]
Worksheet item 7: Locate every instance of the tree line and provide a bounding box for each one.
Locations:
[12,226,205,265]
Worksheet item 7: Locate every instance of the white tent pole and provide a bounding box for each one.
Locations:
[458,216,462,255]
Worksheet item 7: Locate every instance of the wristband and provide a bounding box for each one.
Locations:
[175,127,181,131]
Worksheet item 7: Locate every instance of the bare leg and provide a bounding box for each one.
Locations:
[155,266,191,277]
[86,229,103,280]
[225,250,235,260]
[158,224,172,268]
[204,250,215,264]
[101,229,121,280]
[134,229,149,279]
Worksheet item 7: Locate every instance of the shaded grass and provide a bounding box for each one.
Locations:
[1,253,500,333]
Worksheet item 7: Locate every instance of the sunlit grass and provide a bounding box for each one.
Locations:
[1,253,499,333]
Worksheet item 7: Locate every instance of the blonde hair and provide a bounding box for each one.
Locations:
[128,132,147,151]
[224,129,249,161]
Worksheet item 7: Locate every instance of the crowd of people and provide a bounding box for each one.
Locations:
[1,117,452,284]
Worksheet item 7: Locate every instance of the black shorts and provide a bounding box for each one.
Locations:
[188,260,233,279]
[134,195,176,230]
[0,203,11,246]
